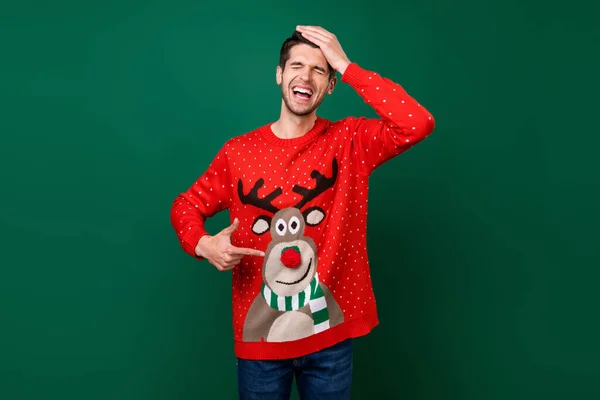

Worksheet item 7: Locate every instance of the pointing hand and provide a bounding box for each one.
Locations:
[195,218,265,272]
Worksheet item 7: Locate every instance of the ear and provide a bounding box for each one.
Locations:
[252,215,272,235]
[327,76,337,95]
[276,65,282,86]
[302,206,325,226]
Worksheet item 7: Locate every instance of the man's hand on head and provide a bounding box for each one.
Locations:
[195,218,265,272]
[296,25,351,75]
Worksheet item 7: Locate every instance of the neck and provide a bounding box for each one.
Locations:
[271,102,318,139]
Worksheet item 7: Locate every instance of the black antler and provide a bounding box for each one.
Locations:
[238,178,282,214]
[292,158,338,209]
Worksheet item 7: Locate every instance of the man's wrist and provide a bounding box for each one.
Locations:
[336,60,351,75]
[195,235,211,258]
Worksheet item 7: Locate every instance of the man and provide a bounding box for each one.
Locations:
[170,25,435,399]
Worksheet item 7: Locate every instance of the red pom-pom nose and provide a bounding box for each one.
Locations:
[280,246,301,268]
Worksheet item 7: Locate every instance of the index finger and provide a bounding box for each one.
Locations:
[229,246,266,257]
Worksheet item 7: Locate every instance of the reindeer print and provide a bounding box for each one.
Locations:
[238,158,344,342]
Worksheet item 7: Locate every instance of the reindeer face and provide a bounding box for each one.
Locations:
[238,158,338,297]
[255,207,326,296]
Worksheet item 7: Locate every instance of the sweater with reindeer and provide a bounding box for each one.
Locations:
[170,62,435,360]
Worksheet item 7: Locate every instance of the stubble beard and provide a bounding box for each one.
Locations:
[281,85,325,117]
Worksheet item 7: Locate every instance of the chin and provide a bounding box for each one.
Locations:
[285,98,320,116]
[282,91,322,115]
[292,107,315,116]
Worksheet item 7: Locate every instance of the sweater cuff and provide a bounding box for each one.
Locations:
[181,226,208,260]
[340,62,367,87]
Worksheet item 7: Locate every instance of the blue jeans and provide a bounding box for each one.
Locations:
[237,339,353,399]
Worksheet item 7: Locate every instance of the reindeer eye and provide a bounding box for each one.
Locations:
[289,216,300,234]
[275,218,287,236]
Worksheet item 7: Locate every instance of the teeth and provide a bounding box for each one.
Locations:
[294,87,312,95]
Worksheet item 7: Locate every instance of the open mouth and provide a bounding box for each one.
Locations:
[292,86,313,102]
[276,258,312,285]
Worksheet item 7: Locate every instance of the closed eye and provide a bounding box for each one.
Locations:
[288,61,327,75]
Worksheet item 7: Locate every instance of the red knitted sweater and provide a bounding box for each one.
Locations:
[170,62,435,360]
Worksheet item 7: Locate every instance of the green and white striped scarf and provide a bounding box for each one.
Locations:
[261,273,330,334]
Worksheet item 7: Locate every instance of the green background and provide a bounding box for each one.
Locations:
[1,0,599,399]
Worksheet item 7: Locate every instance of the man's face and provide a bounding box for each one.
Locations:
[277,43,336,116]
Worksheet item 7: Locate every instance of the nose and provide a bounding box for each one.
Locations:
[280,246,302,269]
[298,67,311,82]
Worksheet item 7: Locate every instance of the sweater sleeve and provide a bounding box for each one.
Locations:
[341,62,435,175]
[170,143,233,259]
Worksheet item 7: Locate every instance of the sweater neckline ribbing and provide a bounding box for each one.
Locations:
[259,116,329,148]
